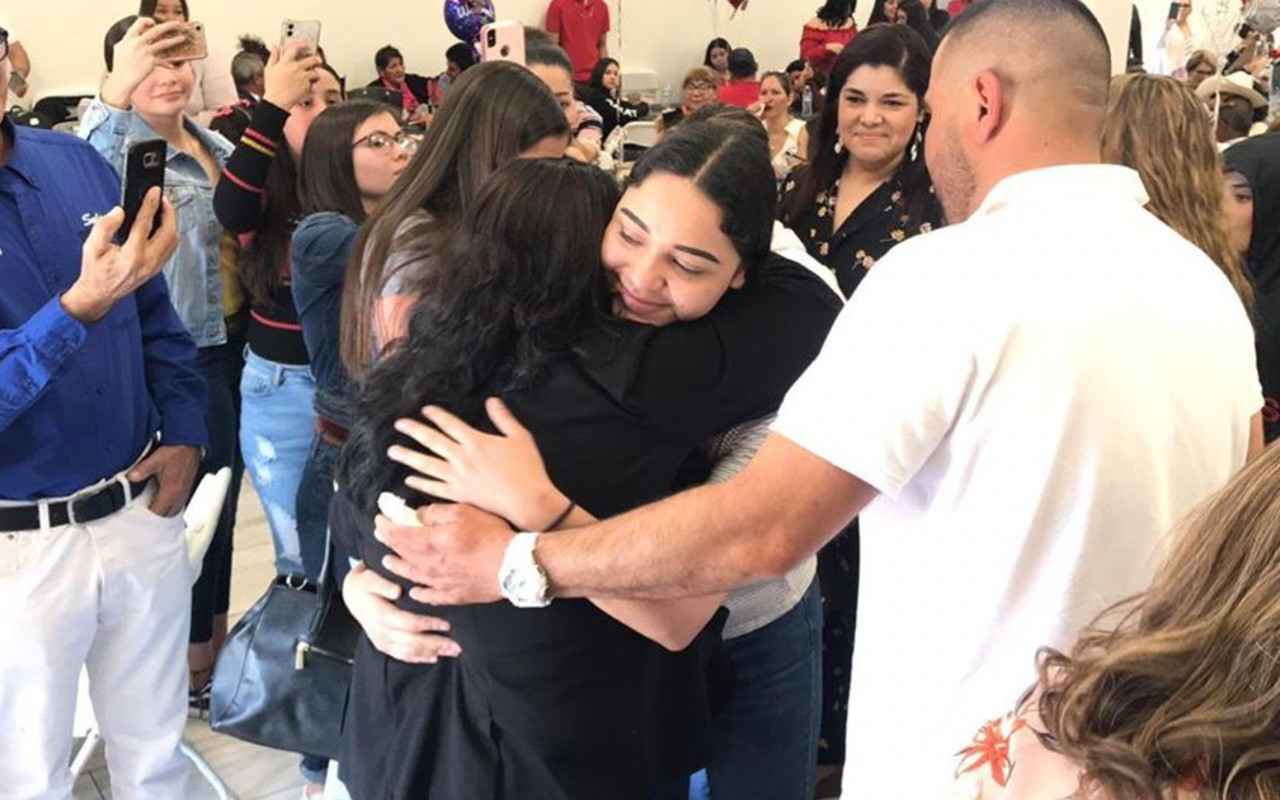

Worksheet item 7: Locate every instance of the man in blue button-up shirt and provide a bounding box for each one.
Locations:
[0,34,207,797]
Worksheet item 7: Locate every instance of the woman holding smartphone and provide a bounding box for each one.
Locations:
[82,15,237,716]
[138,0,236,123]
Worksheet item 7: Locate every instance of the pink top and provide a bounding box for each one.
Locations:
[800,24,857,74]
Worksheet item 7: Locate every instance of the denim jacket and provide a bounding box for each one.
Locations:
[79,99,234,348]
[291,212,358,430]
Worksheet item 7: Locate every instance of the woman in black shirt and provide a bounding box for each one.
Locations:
[335,129,839,798]
[582,57,650,139]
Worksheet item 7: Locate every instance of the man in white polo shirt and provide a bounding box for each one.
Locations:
[375,0,1265,796]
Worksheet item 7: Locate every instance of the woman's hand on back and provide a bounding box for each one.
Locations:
[387,397,570,532]
[263,42,323,112]
[101,18,189,109]
[343,561,461,664]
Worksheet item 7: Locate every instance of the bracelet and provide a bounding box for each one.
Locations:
[544,499,577,532]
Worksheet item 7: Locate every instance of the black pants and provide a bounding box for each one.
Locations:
[189,332,246,644]
[816,520,859,767]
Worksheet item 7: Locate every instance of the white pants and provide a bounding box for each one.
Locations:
[0,478,192,799]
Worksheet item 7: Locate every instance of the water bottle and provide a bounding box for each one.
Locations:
[802,85,814,118]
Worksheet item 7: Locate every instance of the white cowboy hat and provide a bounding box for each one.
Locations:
[1196,70,1268,109]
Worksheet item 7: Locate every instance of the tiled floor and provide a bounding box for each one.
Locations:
[71,483,309,800]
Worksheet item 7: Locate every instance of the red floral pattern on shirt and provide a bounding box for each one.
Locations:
[956,714,1027,788]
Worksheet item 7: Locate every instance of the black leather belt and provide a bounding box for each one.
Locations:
[0,478,153,533]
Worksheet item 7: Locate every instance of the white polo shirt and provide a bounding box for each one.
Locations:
[773,164,1261,798]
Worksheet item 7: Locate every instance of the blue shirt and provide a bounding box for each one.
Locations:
[0,117,207,500]
[80,99,234,348]
[291,212,358,430]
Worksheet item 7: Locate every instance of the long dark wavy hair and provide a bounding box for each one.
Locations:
[337,158,620,514]
[780,24,933,230]
[340,60,570,375]
[297,101,389,222]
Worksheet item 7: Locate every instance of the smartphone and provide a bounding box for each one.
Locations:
[480,21,526,66]
[116,140,167,245]
[158,21,207,63]
[1167,2,1182,20]
[281,19,322,58]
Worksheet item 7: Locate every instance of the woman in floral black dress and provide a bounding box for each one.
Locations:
[777,24,942,797]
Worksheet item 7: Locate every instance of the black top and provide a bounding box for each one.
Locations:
[779,162,943,298]
[580,86,650,139]
[335,254,841,800]
[211,100,310,365]
[1224,133,1280,442]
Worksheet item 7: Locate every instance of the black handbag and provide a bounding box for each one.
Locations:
[210,538,359,759]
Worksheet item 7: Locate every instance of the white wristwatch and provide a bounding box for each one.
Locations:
[499,532,552,608]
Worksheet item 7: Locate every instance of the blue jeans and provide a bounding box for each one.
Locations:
[658,579,823,800]
[238,349,316,577]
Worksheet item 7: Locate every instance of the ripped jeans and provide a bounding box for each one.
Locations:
[239,349,317,577]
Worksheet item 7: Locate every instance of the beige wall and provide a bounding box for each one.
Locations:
[8,1,871,103]
[8,0,1146,105]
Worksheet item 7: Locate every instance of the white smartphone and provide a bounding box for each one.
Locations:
[479,21,526,66]
[280,19,322,58]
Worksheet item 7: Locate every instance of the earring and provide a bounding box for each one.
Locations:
[910,126,923,161]
[834,138,844,155]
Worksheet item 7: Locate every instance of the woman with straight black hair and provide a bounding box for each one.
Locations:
[583,57,650,139]
[704,36,732,85]
[340,60,572,378]
[334,123,840,798]
[136,0,236,121]
[801,0,859,76]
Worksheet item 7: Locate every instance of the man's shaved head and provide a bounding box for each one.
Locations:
[940,0,1111,124]
[923,0,1112,222]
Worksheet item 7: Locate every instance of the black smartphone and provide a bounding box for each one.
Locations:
[116,140,167,245]
[1167,1,1182,20]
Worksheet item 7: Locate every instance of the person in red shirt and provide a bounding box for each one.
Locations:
[948,0,975,16]
[718,48,761,108]
[801,0,858,75]
[545,0,610,83]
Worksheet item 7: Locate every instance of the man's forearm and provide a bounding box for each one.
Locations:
[537,434,875,600]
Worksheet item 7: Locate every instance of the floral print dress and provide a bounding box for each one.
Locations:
[779,167,943,299]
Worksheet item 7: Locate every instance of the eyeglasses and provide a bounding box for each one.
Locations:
[353,130,418,155]
[685,81,717,92]
[0,28,9,64]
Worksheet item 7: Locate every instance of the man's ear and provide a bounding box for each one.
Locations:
[971,68,1007,145]
[729,265,747,290]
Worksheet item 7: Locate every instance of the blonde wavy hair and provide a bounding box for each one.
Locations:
[1101,74,1255,310]
[1037,441,1280,799]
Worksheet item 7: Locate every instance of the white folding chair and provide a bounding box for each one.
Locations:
[621,120,660,151]
[70,469,237,799]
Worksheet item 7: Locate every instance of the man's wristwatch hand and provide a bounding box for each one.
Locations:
[498,532,552,608]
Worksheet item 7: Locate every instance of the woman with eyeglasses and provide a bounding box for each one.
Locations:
[292,100,412,588]
[658,67,721,134]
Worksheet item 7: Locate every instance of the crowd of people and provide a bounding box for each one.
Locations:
[1,0,1278,799]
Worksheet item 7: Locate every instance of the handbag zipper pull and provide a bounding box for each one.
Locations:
[295,641,310,671]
